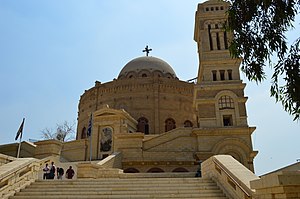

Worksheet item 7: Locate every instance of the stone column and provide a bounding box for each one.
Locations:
[211,32,217,51]
[219,32,225,50]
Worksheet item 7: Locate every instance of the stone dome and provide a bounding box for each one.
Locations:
[118,56,177,79]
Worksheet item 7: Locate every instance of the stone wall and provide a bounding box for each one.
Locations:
[77,77,196,137]
[251,170,300,199]
[61,139,86,161]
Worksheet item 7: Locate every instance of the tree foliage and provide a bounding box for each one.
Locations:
[227,0,300,120]
[41,121,76,142]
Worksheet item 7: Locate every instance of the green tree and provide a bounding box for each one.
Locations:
[227,0,300,120]
[41,121,76,142]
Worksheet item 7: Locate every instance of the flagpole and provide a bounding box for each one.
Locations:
[16,118,25,158]
[17,135,22,158]
[89,131,92,162]
[88,113,93,162]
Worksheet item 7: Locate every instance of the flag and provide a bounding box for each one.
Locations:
[15,118,25,140]
[87,113,92,137]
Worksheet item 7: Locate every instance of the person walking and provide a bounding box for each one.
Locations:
[65,166,75,179]
[49,162,56,179]
[42,163,50,179]
[57,167,64,179]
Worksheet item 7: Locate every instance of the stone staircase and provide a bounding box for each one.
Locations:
[10,177,228,199]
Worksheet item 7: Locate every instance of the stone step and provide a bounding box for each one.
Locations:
[11,193,228,199]
[34,177,210,183]
[26,184,217,189]
[21,186,219,192]
[30,182,216,188]
[31,179,212,185]
[16,189,223,195]
[9,177,228,199]
[17,190,220,197]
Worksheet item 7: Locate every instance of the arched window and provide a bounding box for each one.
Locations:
[224,31,228,49]
[81,127,86,139]
[184,120,193,127]
[172,167,189,172]
[147,168,164,173]
[212,70,217,81]
[220,70,225,80]
[137,117,149,135]
[124,168,140,173]
[208,24,213,50]
[165,118,176,132]
[142,73,147,77]
[218,95,234,109]
[126,72,136,79]
[227,69,232,80]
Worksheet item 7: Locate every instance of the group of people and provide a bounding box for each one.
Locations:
[43,162,75,180]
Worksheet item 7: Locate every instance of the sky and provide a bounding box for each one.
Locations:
[0,0,299,176]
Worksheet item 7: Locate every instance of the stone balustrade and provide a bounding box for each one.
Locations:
[0,158,38,199]
[77,152,123,178]
[0,155,55,199]
[202,155,260,199]
[0,154,15,166]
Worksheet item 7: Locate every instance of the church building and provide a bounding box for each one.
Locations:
[0,0,257,173]
[3,2,300,199]
[73,0,257,173]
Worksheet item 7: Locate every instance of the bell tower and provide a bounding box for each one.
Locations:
[193,0,248,128]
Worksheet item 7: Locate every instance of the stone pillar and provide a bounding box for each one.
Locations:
[34,140,62,159]
[211,32,217,51]
[219,32,225,50]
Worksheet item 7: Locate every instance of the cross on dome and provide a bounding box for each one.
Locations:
[142,45,152,56]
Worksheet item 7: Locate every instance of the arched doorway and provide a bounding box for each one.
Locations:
[137,117,149,134]
[172,167,189,172]
[165,118,176,132]
[184,120,193,127]
[124,168,140,173]
[81,127,86,139]
[147,167,164,173]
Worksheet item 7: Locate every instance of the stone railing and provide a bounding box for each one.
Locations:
[96,152,122,169]
[0,156,54,199]
[0,158,39,199]
[77,152,123,178]
[143,127,191,150]
[202,155,260,199]
[0,154,15,166]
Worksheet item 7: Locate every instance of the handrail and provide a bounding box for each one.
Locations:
[212,158,253,197]
[0,156,54,199]
[0,154,15,166]
[97,152,122,169]
[143,128,190,150]
[0,159,38,198]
